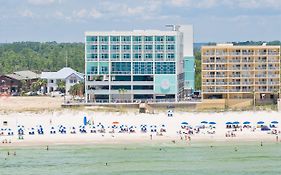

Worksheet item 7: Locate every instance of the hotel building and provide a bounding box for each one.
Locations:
[85,25,194,103]
[201,44,280,102]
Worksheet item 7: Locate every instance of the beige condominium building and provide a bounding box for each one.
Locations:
[201,44,280,103]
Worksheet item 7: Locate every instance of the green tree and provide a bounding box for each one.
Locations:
[57,80,66,93]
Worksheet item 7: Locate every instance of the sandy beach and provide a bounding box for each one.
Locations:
[0,109,280,147]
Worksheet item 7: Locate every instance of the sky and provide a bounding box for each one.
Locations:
[0,0,281,43]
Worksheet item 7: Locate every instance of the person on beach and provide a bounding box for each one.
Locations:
[276,135,279,142]
[150,134,152,140]
[261,141,263,147]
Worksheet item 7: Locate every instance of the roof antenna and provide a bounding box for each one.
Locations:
[165,24,180,31]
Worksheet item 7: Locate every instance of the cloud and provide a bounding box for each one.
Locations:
[73,9,88,18]
[72,8,102,19]
[27,0,60,6]
[20,9,34,17]
[89,8,102,18]
[168,0,281,9]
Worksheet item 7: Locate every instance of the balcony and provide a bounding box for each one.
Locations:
[216,60,227,63]
[229,82,241,85]
[229,60,241,63]
[255,74,267,78]
[268,74,279,78]
[230,67,241,70]
[230,52,241,56]
[216,82,227,85]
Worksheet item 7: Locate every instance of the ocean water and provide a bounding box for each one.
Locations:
[0,142,281,175]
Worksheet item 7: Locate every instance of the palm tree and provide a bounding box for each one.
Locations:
[69,82,85,99]
[57,80,66,93]
[31,79,47,93]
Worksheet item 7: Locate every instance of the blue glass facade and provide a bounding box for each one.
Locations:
[85,31,193,103]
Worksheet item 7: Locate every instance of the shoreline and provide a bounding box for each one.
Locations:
[1,110,280,148]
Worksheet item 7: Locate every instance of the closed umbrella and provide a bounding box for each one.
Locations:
[83,116,87,125]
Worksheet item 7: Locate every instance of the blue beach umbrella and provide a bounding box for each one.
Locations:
[201,121,208,124]
[233,121,240,125]
[181,122,189,125]
[243,121,251,125]
[271,121,279,124]
[257,121,264,125]
[226,122,232,125]
[83,116,87,126]
[209,122,216,125]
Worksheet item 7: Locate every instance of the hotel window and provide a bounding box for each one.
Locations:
[87,45,98,51]
[133,36,142,42]
[99,36,109,42]
[155,45,164,51]
[133,45,142,51]
[111,54,120,60]
[166,45,175,51]
[155,62,175,74]
[166,36,175,42]
[111,45,120,51]
[155,53,164,60]
[100,66,109,74]
[144,36,153,42]
[111,62,131,74]
[90,66,98,74]
[100,45,108,51]
[122,53,131,59]
[145,53,153,60]
[86,36,97,42]
[87,54,98,59]
[110,36,120,42]
[167,53,175,59]
[121,36,131,42]
[122,45,131,51]
[144,45,153,51]
[155,36,164,42]
[133,53,142,59]
[133,62,153,74]
[100,54,109,60]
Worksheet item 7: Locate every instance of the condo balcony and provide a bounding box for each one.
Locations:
[216,82,227,85]
[268,59,280,62]
[241,89,253,92]
[255,74,267,78]
[241,74,252,78]
[268,74,279,78]
[230,52,241,56]
[255,82,267,85]
[216,59,227,63]
[241,59,254,63]
[229,82,241,85]
[268,82,279,85]
[229,59,241,63]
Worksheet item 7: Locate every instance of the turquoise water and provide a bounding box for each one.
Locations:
[0,142,281,175]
